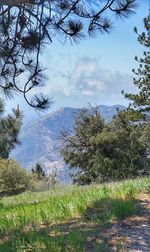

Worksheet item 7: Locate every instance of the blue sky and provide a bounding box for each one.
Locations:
[6,0,149,120]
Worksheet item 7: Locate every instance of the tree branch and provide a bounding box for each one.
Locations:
[0,0,32,6]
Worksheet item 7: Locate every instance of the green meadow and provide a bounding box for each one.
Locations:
[1,177,150,251]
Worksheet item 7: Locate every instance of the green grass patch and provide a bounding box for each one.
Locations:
[0,177,150,251]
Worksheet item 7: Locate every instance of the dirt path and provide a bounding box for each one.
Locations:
[12,193,150,251]
[47,194,150,251]
[109,194,150,251]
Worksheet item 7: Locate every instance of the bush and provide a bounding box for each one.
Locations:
[29,172,58,192]
[0,159,29,195]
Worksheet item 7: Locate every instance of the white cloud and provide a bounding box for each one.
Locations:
[36,56,138,108]
[7,56,138,116]
[62,57,137,99]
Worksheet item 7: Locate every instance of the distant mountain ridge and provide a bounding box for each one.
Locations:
[11,105,125,182]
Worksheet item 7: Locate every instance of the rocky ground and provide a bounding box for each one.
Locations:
[108,194,150,251]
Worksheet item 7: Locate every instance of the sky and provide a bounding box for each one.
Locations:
[5,0,149,120]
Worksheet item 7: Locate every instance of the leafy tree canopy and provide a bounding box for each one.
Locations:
[0,0,137,109]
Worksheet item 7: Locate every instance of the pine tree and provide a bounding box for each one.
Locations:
[61,107,149,185]
[0,100,22,158]
[32,162,46,180]
[124,11,150,116]
[0,0,137,109]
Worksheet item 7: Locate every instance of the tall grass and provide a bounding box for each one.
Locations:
[0,177,150,251]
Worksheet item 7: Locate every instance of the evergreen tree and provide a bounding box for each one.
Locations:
[61,107,149,185]
[0,100,22,159]
[32,162,46,180]
[0,0,137,109]
[61,107,105,184]
[123,11,150,115]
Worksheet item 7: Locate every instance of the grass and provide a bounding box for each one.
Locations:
[0,177,150,251]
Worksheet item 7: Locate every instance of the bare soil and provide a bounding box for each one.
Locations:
[108,194,150,251]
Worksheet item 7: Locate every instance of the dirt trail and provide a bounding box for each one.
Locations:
[13,193,150,251]
[47,194,150,252]
[109,194,150,251]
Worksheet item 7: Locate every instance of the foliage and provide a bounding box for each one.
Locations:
[123,11,150,115]
[0,100,22,159]
[31,162,46,180]
[31,163,58,191]
[61,107,105,184]
[138,121,150,164]
[29,174,57,192]
[0,0,137,109]
[1,177,150,251]
[0,159,29,195]
[61,107,150,185]
[110,111,150,176]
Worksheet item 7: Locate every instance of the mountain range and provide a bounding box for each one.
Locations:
[10,105,125,182]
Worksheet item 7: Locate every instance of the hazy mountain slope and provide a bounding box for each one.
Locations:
[11,105,125,182]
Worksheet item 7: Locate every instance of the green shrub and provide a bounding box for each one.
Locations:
[0,159,29,195]
[29,172,58,192]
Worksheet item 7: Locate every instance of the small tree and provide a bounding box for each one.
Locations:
[0,159,29,195]
[123,11,150,116]
[32,162,46,180]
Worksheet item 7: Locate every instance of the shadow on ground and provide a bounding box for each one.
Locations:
[1,195,150,251]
